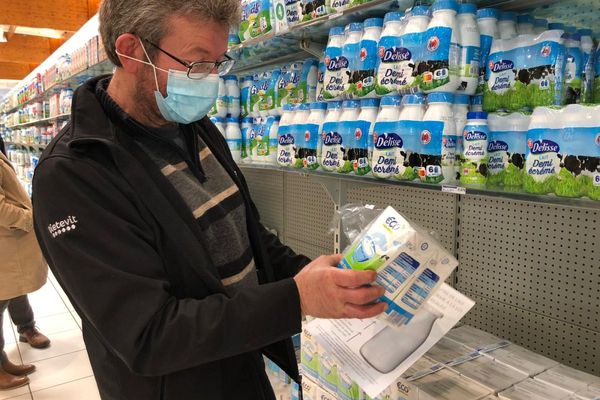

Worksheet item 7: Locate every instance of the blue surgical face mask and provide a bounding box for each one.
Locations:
[116,40,219,124]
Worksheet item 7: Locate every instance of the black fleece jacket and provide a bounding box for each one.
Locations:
[32,75,311,400]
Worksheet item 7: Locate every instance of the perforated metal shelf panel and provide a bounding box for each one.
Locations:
[242,168,286,237]
[462,293,600,375]
[283,173,335,249]
[284,237,334,261]
[456,195,600,375]
[345,181,458,255]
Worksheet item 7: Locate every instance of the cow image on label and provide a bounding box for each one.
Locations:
[360,308,442,374]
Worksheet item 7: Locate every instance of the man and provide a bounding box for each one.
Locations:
[0,145,49,390]
[32,1,386,399]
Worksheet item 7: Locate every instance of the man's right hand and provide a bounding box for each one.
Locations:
[293,254,388,319]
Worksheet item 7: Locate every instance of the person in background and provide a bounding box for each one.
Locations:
[32,0,387,399]
[0,137,5,156]
[0,144,49,390]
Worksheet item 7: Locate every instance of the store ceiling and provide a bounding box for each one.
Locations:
[0,0,100,80]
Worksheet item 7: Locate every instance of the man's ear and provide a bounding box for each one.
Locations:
[114,33,146,73]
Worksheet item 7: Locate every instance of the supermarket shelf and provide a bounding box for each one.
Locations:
[4,141,47,150]
[239,163,600,210]
[3,60,114,115]
[5,113,71,129]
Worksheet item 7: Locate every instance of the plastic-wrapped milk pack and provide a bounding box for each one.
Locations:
[337,205,458,327]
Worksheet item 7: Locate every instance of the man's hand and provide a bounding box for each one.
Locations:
[293,254,388,319]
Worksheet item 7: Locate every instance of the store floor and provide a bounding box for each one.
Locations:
[1,274,100,400]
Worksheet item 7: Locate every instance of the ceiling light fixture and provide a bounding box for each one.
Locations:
[0,25,70,39]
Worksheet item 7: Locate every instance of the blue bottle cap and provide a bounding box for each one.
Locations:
[471,95,483,105]
[342,100,360,108]
[454,94,470,105]
[411,6,430,17]
[578,29,593,37]
[517,14,534,24]
[565,25,577,34]
[431,0,459,13]
[297,103,310,111]
[499,11,517,22]
[283,104,294,112]
[548,22,565,30]
[327,101,343,110]
[360,98,380,108]
[223,75,238,81]
[215,117,226,123]
[226,117,239,123]
[364,18,384,28]
[380,95,402,107]
[458,3,477,15]
[242,117,253,123]
[467,112,488,120]
[329,27,345,36]
[477,8,498,20]
[571,33,581,41]
[427,92,454,104]
[383,11,405,23]
[347,22,364,32]
[402,94,425,105]
[310,102,328,110]
[534,19,548,28]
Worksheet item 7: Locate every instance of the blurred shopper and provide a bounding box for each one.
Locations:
[0,147,49,390]
[32,1,386,399]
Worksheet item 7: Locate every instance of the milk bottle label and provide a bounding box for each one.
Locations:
[329,0,352,13]
[240,0,273,40]
[255,122,270,156]
[565,46,583,103]
[349,120,373,175]
[418,27,459,91]
[460,45,481,81]
[487,130,526,187]
[525,127,600,199]
[285,0,301,25]
[375,36,409,96]
[301,123,321,170]
[342,41,362,98]
[316,62,326,102]
[595,49,600,103]
[372,121,402,178]
[418,121,445,183]
[250,78,268,115]
[277,69,302,108]
[460,128,488,186]
[396,32,424,95]
[321,122,344,171]
[277,125,295,167]
[323,50,347,100]
[352,38,379,98]
[301,0,328,21]
[396,120,422,181]
[477,34,494,95]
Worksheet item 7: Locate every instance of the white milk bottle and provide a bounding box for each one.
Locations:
[459,111,489,187]
[524,107,561,195]
[453,94,470,178]
[565,32,583,104]
[267,116,279,165]
[420,92,456,183]
[323,27,347,101]
[216,77,228,118]
[341,22,364,99]
[476,8,498,95]
[303,102,327,170]
[225,76,241,118]
[213,117,226,135]
[277,104,295,167]
[487,112,530,188]
[225,117,242,163]
[396,6,430,95]
[419,0,461,93]
[579,29,595,103]
[291,103,311,169]
[517,14,534,35]
[241,117,253,163]
[498,12,517,40]
[471,95,483,112]
[240,76,253,118]
[396,94,426,181]
[353,18,383,99]
[320,101,343,171]
[534,19,548,35]
[457,3,480,95]
[337,100,361,174]
[372,95,401,179]
[375,11,406,96]
[355,98,380,175]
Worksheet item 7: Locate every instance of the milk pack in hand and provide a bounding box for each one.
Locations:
[338,206,459,327]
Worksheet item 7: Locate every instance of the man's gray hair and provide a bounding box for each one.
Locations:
[99,0,241,67]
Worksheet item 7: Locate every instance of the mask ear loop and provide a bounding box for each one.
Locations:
[115,39,166,93]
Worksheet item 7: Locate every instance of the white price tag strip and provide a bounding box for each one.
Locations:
[442,185,467,195]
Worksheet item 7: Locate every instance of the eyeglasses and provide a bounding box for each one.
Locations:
[144,39,235,79]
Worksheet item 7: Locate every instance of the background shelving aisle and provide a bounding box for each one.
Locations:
[1,275,100,400]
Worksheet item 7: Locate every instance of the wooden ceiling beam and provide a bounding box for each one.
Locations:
[0,34,57,64]
[0,0,90,32]
[0,61,35,80]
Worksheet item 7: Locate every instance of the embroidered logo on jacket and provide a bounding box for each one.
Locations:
[48,216,78,238]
